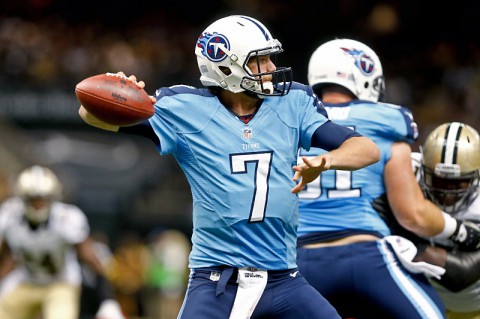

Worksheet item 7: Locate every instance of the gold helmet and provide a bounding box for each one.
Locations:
[421,122,480,214]
[14,165,62,224]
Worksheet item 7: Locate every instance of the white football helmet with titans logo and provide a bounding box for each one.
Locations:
[421,122,480,215]
[195,15,292,97]
[308,38,385,102]
[14,165,62,224]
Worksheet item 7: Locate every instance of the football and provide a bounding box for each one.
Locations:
[75,73,154,126]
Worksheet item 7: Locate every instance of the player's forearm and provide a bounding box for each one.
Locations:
[396,199,446,237]
[328,136,380,170]
[76,239,107,275]
[385,142,446,237]
[0,243,15,280]
[0,256,16,280]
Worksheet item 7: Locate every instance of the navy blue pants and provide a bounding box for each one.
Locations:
[178,267,340,319]
[297,240,446,319]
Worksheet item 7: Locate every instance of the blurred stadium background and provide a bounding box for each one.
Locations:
[1,0,480,244]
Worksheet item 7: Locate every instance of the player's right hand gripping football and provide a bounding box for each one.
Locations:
[78,72,156,131]
[450,220,480,251]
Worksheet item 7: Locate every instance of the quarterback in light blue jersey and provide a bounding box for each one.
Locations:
[150,83,333,270]
[294,39,480,319]
[79,16,380,319]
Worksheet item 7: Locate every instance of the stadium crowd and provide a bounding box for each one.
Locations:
[1,0,480,136]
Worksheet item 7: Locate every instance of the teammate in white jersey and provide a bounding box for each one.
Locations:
[78,15,381,319]
[296,39,480,319]
[0,166,124,319]
[380,122,480,319]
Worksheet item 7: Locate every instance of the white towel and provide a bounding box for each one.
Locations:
[384,235,446,280]
[229,267,268,319]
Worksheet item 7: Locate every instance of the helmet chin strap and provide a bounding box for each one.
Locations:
[254,81,273,99]
[261,81,274,94]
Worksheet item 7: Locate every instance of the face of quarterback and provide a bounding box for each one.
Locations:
[246,54,276,94]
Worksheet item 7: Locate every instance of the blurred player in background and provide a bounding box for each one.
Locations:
[296,39,480,319]
[78,14,380,319]
[0,165,124,319]
[378,122,480,319]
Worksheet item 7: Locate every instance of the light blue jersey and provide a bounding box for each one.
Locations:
[148,83,331,270]
[297,100,418,241]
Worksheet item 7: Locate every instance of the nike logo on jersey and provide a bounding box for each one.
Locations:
[290,271,299,278]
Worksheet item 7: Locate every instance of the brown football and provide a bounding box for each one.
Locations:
[75,73,154,126]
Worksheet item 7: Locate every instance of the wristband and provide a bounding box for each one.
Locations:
[97,274,116,301]
[434,212,458,239]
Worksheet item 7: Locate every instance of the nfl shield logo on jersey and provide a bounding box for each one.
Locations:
[243,127,252,139]
[210,271,221,282]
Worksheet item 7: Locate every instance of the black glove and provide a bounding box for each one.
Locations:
[439,249,480,292]
[450,220,480,251]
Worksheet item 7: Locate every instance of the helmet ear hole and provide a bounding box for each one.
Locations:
[364,82,369,89]
[219,66,232,76]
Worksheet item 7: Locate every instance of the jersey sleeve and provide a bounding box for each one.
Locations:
[56,204,90,244]
[295,84,330,150]
[148,85,210,155]
[311,121,362,151]
[0,198,21,236]
[0,202,9,236]
[371,103,418,144]
[149,90,178,155]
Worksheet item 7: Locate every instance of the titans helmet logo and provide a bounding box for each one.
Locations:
[197,32,230,62]
[341,47,375,76]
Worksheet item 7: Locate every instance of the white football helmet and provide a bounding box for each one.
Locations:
[420,122,480,215]
[14,165,62,224]
[308,38,385,102]
[195,15,292,97]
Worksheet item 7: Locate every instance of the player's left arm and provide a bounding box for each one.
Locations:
[76,238,125,319]
[0,240,16,281]
[310,120,380,170]
[292,122,380,193]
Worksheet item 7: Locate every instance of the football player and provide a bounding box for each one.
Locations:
[0,165,124,319]
[296,39,480,319]
[78,15,381,319]
[381,122,480,319]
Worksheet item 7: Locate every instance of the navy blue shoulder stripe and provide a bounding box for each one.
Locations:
[289,82,311,94]
[288,82,328,117]
[154,85,214,99]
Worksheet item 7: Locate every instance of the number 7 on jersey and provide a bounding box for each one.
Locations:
[230,151,273,223]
